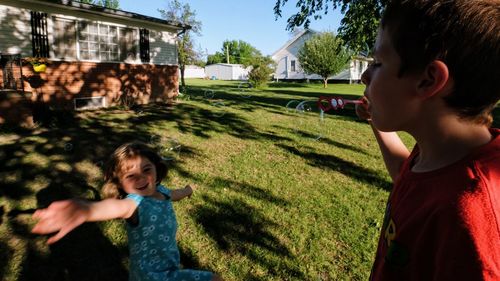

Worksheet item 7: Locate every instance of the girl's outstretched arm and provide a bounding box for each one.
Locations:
[171,184,194,201]
[32,198,137,244]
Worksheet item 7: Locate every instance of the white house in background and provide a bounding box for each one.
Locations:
[271,29,371,83]
[204,63,250,80]
[181,65,206,78]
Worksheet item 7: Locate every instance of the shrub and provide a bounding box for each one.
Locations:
[248,56,275,88]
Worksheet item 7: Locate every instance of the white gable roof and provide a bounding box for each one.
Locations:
[271,29,317,58]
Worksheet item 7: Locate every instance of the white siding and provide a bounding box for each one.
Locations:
[150,30,177,65]
[0,2,179,66]
[272,31,315,80]
[205,64,249,80]
[181,65,205,78]
[0,5,32,56]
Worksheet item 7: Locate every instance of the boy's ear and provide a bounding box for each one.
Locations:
[416,60,450,99]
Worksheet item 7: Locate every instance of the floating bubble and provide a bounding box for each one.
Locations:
[161,139,181,161]
[204,89,215,99]
[237,81,252,98]
[149,135,182,161]
[295,100,313,113]
[64,142,73,151]
[211,101,226,118]
[286,100,301,112]
[150,135,162,146]
[291,100,329,141]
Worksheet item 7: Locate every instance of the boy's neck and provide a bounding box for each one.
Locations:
[409,116,492,173]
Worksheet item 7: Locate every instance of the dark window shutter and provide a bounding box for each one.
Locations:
[30,11,49,57]
[139,28,150,63]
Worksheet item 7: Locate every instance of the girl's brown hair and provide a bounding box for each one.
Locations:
[102,142,168,199]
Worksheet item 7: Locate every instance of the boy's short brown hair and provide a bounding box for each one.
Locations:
[381,0,500,125]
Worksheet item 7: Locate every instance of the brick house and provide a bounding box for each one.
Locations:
[0,0,188,126]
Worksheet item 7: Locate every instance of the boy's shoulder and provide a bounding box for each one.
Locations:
[471,128,500,182]
[474,128,500,164]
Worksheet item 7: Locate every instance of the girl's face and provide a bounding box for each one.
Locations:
[118,156,157,197]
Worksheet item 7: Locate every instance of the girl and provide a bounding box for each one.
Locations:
[32,141,223,281]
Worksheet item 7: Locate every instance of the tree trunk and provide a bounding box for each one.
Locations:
[180,65,186,91]
[323,78,328,88]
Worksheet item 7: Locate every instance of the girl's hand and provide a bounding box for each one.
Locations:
[32,199,90,244]
[171,184,195,201]
[184,184,194,198]
[355,96,372,121]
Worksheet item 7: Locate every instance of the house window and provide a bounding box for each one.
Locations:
[291,60,296,72]
[78,22,119,61]
[30,11,49,57]
[53,17,77,59]
[139,28,150,63]
[120,27,138,61]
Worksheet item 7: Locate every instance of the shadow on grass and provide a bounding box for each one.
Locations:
[276,144,392,191]
[0,240,10,281]
[183,84,365,123]
[192,194,304,279]
[0,100,287,280]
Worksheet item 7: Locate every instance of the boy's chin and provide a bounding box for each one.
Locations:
[372,119,400,132]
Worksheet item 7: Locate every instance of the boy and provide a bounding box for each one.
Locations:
[356,0,500,280]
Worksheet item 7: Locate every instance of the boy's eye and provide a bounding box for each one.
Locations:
[369,61,382,68]
[143,168,151,173]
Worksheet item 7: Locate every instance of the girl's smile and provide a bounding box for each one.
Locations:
[119,156,158,197]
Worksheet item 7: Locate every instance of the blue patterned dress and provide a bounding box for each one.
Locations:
[126,185,213,281]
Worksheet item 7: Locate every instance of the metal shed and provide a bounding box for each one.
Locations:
[205,63,250,80]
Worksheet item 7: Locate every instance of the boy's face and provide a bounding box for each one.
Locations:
[361,28,422,132]
[119,156,157,197]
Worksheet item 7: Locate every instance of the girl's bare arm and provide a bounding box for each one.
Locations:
[170,185,194,201]
[32,198,137,244]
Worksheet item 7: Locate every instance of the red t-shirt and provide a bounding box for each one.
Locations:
[370,129,500,281]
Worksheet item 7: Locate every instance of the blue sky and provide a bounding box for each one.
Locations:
[119,0,343,57]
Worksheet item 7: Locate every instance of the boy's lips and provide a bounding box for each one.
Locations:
[137,183,148,190]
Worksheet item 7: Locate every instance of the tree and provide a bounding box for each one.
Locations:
[78,0,120,9]
[206,40,262,66]
[248,56,275,88]
[274,0,387,52]
[297,32,350,88]
[158,0,202,90]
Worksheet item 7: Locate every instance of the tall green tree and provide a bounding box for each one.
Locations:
[78,0,120,8]
[274,0,387,52]
[158,0,202,90]
[207,40,262,66]
[298,32,351,88]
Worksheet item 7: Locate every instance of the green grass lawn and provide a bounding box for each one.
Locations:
[0,79,496,281]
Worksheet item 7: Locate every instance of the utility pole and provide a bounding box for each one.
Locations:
[226,44,229,64]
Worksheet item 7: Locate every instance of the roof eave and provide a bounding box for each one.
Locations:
[20,0,191,31]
